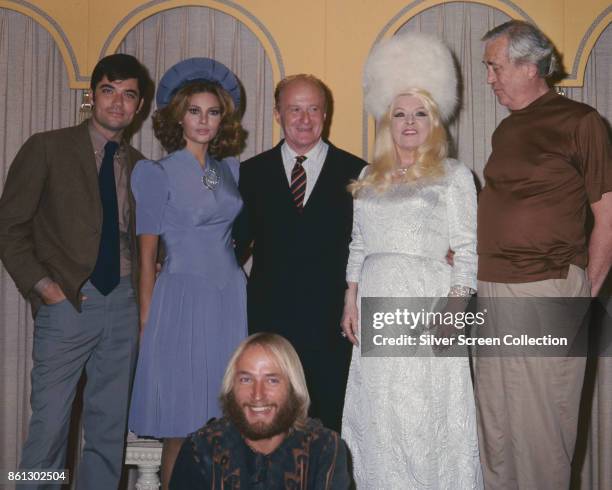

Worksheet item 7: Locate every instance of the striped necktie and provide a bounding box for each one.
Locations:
[290,155,307,212]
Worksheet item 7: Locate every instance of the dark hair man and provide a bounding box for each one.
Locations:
[0,53,150,489]
[234,74,366,433]
[476,20,612,489]
[170,332,350,489]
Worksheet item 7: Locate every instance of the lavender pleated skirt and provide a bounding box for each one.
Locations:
[129,269,247,437]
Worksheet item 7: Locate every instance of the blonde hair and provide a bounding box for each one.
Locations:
[350,89,447,195]
[220,333,310,429]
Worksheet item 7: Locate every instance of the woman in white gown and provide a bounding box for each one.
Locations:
[341,33,483,489]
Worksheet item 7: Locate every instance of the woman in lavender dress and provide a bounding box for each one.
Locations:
[128,58,247,488]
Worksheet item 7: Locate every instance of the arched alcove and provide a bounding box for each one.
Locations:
[363,2,515,181]
[0,0,82,83]
[566,22,612,123]
[0,8,80,167]
[374,0,531,43]
[0,5,79,475]
[565,22,612,490]
[115,5,275,161]
[569,6,612,85]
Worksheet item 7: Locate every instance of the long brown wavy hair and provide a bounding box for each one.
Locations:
[153,81,247,158]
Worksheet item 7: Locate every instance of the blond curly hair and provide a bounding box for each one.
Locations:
[350,89,447,195]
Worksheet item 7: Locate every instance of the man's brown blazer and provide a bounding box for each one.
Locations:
[0,121,143,316]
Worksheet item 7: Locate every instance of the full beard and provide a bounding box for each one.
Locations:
[223,390,300,441]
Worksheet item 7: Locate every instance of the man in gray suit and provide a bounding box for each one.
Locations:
[0,54,149,489]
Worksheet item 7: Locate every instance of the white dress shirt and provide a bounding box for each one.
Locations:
[281,139,329,205]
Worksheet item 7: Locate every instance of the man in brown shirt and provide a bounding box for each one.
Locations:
[0,54,149,489]
[475,21,612,489]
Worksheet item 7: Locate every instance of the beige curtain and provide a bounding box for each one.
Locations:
[1,2,608,487]
[117,6,274,162]
[566,24,612,490]
[397,7,611,489]
[0,7,81,478]
[116,8,274,486]
[395,2,512,185]
[0,5,273,486]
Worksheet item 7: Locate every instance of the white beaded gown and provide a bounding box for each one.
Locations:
[341,159,483,489]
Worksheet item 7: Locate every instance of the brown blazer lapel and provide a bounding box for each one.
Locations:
[72,121,102,229]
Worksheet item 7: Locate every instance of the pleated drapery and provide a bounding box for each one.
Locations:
[0,7,80,476]
[565,24,612,490]
[0,6,273,486]
[118,6,274,162]
[395,2,512,183]
[396,8,612,489]
[0,4,610,489]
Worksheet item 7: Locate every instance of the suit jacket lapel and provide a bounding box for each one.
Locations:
[272,141,339,214]
[269,142,299,210]
[72,121,102,229]
[271,143,289,187]
[303,143,336,212]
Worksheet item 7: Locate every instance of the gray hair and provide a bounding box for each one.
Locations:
[482,20,560,78]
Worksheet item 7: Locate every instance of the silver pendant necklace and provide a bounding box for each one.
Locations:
[202,161,219,190]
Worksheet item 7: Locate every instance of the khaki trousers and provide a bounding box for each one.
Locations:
[475,265,590,490]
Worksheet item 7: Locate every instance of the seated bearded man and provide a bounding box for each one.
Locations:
[170,332,350,490]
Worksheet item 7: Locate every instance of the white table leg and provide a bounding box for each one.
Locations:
[125,433,163,490]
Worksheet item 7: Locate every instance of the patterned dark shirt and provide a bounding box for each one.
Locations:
[170,417,350,489]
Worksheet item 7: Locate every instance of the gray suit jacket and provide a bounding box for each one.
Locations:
[0,121,143,316]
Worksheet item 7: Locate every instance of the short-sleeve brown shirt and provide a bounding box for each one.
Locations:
[478,90,612,283]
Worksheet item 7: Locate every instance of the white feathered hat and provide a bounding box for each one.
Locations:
[363,32,458,122]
